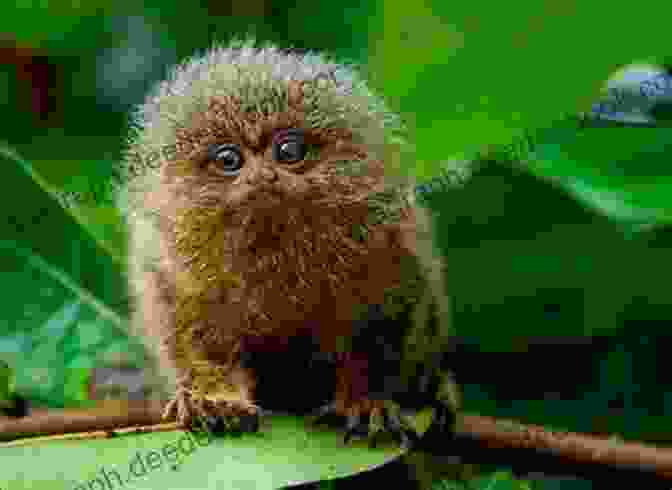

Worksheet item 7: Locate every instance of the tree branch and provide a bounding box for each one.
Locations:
[2,402,671,483]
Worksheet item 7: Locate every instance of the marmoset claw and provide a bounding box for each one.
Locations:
[431,399,456,435]
[163,388,260,435]
[312,399,420,451]
[431,370,461,435]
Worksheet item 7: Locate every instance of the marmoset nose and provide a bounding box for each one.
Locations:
[246,165,277,185]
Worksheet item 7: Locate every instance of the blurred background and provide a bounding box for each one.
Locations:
[2,0,672,487]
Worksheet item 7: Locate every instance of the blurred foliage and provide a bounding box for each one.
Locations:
[0,147,143,408]
[368,0,672,177]
[1,0,672,488]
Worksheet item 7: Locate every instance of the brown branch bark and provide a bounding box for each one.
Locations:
[454,414,672,481]
[2,403,672,481]
[0,400,164,443]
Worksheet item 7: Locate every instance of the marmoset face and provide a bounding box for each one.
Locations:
[156,88,388,259]
[126,47,413,322]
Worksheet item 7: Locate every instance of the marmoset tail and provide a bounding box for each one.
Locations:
[117,39,460,447]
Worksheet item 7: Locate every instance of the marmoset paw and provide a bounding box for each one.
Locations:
[311,399,421,451]
[201,410,260,436]
[163,388,260,435]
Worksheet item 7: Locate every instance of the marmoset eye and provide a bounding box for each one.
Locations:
[272,129,306,163]
[208,144,244,176]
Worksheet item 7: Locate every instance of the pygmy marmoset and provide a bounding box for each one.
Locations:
[118,39,460,448]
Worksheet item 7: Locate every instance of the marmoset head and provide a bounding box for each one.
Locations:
[121,40,418,290]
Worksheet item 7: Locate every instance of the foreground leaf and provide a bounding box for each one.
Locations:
[0,412,434,490]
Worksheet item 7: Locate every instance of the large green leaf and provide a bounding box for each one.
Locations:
[0,413,433,490]
[470,116,672,228]
[531,126,672,227]
[368,0,672,179]
[1,146,128,318]
[423,158,672,350]
[0,147,139,406]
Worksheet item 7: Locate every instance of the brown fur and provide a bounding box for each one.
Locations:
[129,85,428,423]
[121,43,457,431]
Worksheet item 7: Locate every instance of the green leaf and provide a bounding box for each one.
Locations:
[1,146,128,320]
[0,146,138,406]
[531,127,672,226]
[424,158,672,350]
[369,0,672,179]
[0,414,417,490]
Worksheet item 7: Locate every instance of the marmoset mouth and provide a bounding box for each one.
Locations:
[240,209,309,250]
[219,183,370,257]
[232,185,331,210]
[240,205,364,259]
